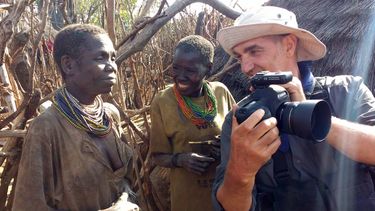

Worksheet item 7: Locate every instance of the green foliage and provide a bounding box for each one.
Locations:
[73,0,137,27]
[118,0,138,27]
[75,0,103,24]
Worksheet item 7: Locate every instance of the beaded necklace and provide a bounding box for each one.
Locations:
[173,81,217,126]
[52,87,112,137]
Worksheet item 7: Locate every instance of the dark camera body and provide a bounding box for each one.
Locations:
[250,71,293,88]
[235,71,331,142]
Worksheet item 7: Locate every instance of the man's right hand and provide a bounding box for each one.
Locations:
[217,106,281,211]
[177,153,215,175]
[228,106,280,182]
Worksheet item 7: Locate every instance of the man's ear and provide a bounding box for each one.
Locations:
[60,55,76,77]
[284,34,298,58]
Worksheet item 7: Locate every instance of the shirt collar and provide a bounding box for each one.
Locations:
[298,61,315,94]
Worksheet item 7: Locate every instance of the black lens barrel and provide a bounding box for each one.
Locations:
[280,100,331,142]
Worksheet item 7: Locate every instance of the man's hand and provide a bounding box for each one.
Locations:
[279,76,306,102]
[227,107,280,181]
[177,153,215,175]
[217,107,281,211]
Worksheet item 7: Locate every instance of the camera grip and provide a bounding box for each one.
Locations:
[235,105,272,124]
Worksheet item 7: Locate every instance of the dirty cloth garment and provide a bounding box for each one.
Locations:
[12,106,134,211]
[150,81,235,211]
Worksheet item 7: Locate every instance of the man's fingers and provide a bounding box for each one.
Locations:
[242,109,265,129]
[265,137,281,155]
[257,127,280,148]
[232,104,239,127]
[233,106,266,132]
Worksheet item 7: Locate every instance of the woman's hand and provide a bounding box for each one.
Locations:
[177,153,215,175]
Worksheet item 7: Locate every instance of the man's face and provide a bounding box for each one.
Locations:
[68,34,117,101]
[172,50,210,97]
[232,35,290,77]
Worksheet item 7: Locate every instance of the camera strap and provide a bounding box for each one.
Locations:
[273,148,292,185]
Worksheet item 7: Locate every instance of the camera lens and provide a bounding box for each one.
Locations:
[278,100,331,142]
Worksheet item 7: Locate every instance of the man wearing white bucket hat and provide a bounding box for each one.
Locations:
[212,6,375,211]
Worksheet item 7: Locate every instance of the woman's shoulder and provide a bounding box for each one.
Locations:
[152,85,175,105]
[207,81,233,99]
[207,81,230,91]
[26,106,61,141]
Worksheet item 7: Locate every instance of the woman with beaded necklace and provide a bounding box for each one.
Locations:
[13,24,138,211]
[150,35,235,211]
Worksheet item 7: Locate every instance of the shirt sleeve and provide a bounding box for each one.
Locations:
[328,75,375,125]
[352,77,375,125]
[211,112,232,211]
[12,117,58,211]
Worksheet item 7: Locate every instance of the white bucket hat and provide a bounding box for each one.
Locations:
[217,6,326,61]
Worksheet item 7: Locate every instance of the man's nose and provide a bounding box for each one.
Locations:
[241,59,254,74]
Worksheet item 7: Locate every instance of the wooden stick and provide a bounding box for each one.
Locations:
[0,130,26,138]
[124,106,150,118]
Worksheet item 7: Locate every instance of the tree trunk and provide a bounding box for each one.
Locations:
[106,0,116,45]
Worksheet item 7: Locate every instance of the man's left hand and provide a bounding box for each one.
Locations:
[279,76,306,102]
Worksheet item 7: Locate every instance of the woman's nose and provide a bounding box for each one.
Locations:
[105,62,117,73]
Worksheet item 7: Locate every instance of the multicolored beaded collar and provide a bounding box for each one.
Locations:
[52,87,112,137]
[173,81,217,126]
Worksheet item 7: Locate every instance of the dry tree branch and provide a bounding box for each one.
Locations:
[106,0,116,44]
[0,0,48,135]
[0,130,26,138]
[106,95,149,142]
[29,0,50,93]
[115,0,241,65]
[60,0,73,24]
[0,0,30,64]
[115,5,166,50]
[208,57,239,81]
[85,1,102,23]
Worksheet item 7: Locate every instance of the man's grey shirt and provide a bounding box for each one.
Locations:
[212,75,375,211]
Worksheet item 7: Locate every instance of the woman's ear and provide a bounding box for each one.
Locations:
[60,55,75,77]
[206,61,213,76]
[207,61,213,70]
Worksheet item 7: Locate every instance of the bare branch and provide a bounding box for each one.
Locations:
[0,130,26,138]
[106,0,116,44]
[0,0,30,64]
[115,0,240,65]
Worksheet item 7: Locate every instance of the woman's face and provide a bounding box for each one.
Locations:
[172,49,211,97]
[62,34,117,104]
